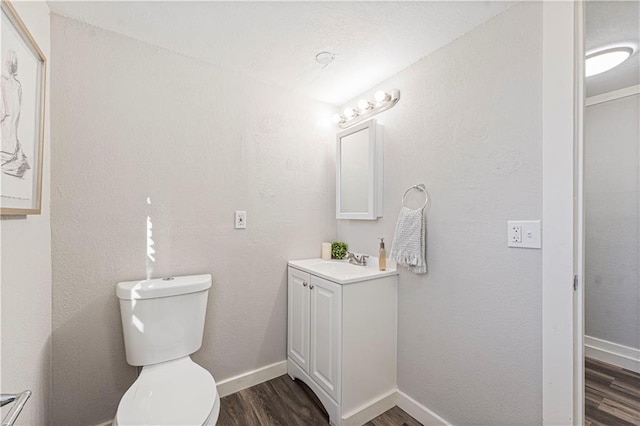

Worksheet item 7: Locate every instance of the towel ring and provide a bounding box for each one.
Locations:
[402,184,429,210]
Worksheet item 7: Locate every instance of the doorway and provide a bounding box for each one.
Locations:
[583,1,640,424]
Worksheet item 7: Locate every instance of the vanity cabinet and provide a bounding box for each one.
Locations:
[288,268,342,401]
[287,263,398,426]
[287,268,311,371]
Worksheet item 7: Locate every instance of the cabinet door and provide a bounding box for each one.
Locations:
[309,276,342,402]
[288,268,310,371]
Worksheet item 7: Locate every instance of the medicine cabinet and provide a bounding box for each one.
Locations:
[336,119,383,220]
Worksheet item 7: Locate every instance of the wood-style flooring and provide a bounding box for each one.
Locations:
[217,374,422,426]
[586,357,640,426]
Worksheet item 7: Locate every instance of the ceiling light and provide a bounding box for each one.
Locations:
[586,46,633,77]
[315,51,335,67]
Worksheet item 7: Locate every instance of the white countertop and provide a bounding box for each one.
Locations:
[288,258,398,284]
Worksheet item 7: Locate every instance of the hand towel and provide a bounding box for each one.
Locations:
[390,206,427,274]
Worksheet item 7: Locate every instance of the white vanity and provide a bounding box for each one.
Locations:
[287,258,398,426]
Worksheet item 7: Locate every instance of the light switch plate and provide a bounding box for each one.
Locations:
[508,220,541,249]
[235,211,246,229]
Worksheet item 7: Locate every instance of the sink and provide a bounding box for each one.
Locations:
[288,258,397,284]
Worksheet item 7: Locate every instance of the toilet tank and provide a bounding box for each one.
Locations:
[116,274,211,366]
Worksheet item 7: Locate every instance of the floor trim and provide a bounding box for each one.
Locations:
[102,362,452,425]
[222,360,451,425]
[216,360,288,398]
[396,390,452,425]
[585,335,640,374]
[341,388,398,426]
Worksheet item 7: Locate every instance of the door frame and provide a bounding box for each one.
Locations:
[573,1,586,424]
[541,1,585,424]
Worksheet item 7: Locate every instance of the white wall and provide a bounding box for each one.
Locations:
[585,94,640,350]
[50,15,336,425]
[0,2,52,425]
[337,3,542,424]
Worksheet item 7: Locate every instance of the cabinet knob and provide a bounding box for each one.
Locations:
[303,281,308,287]
[310,285,314,290]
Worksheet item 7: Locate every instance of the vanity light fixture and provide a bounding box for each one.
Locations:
[357,99,373,111]
[333,89,400,129]
[343,107,357,119]
[586,46,634,77]
[374,90,391,103]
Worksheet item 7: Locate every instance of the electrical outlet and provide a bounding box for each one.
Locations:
[508,220,541,249]
[511,225,522,243]
[235,211,246,229]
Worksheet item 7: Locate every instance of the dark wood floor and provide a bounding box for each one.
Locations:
[218,374,422,426]
[586,357,640,426]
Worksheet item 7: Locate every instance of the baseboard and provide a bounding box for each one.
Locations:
[97,364,451,426]
[341,389,398,426]
[397,390,452,425]
[216,360,287,397]
[585,335,640,374]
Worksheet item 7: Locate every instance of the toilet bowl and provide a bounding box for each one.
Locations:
[113,357,219,426]
[114,275,219,426]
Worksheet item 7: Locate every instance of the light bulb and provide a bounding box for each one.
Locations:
[357,99,371,111]
[343,107,357,118]
[332,114,343,124]
[586,47,633,77]
[374,90,389,103]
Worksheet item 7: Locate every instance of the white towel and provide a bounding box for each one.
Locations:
[390,206,427,274]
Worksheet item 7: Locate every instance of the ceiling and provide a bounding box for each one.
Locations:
[586,0,640,97]
[47,1,516,106]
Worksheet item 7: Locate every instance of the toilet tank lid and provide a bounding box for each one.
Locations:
[116,274,212,300]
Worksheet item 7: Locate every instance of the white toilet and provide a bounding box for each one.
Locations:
[113,274,219,426]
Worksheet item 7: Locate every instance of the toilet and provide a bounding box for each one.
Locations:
[113,274,219,426]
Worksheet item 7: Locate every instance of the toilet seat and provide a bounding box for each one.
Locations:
[115,357,218,426]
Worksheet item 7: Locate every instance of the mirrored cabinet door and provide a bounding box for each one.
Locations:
[336,119,383,220]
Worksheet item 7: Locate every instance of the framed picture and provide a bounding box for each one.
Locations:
[0,0,46,215]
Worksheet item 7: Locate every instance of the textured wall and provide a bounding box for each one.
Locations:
[50,15,335,425]
[0,2,52,424]
[337,3,542,424]
[585,94,640,350]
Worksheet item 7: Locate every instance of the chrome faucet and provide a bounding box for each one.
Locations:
[346,251,369,266]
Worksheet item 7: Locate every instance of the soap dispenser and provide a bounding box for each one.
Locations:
[378,238,386,271]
